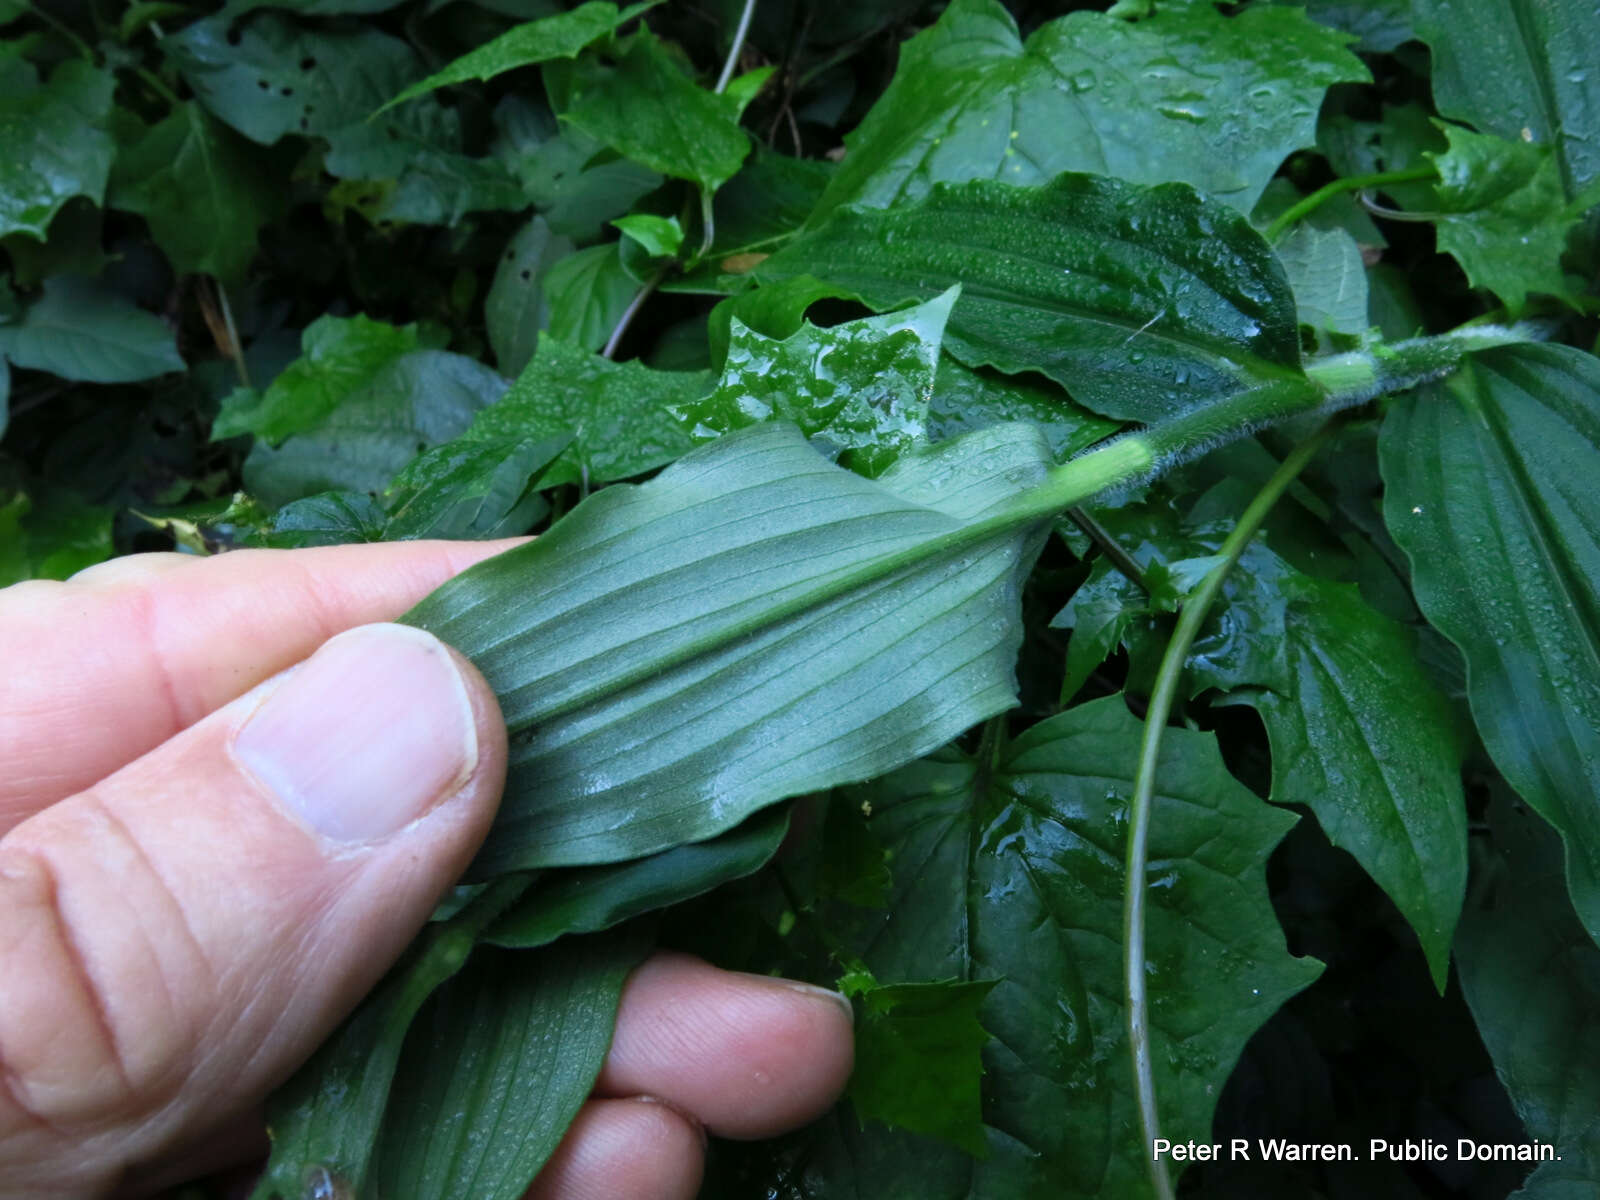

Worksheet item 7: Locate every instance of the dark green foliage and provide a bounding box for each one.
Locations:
[4,0,1599,1197]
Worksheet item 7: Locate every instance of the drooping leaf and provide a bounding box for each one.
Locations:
[484,804,789,949]
[107,101,282,284]
[254,490,389,548]
[541,242,636,354]
[0,60,116,241]
[760,173,1305,423]
[0,275,184,383]
[1425,123,1588,314]
[1272,224,1370,346]
[250,877,534,1200]
[805,697,1320,1196]
[1412,0,1600,195]
[213,314,437,444]
[381,434,567,540]
[841,974,998,1157]
[240,350,509,507]
[1457,792,1600,1195]
[377,0,657,114]
[1380,343,1600,947]
[486,215,575,375]
[370,933,650,1200]
[809,0,1367,222]
[402,420,1057,874]
[674,288,956,476]
[454,336,706,488]
[560,30,750,193]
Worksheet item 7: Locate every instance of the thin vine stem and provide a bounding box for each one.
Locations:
[714,0,758,94]
[1066,505,1151,593]
[214,278,252,389]
[1264,163,1436,243]
[1122,417,1345,1200]
[601,265,668,360]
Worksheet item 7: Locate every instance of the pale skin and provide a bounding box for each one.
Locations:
[0,541,854,1199]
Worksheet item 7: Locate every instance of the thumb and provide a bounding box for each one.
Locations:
[0,623,506,1197]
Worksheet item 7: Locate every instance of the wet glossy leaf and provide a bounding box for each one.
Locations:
[0,59,115,241]
[1413,0,1600,195]
[107,101,281,285]
[0,275,183,383]
[486,215,575,376]
[456,336,706,488]
[561,30,750,193]
[402,421,1055,874]
[810,0,1366,222]
[763,173,1304,422]
[371,934,649,1200]
[674,288,956,476]
[377,0,657,114]
[381,434,568,539]
[807,697,1319,1196]
[484,805,788,949]
[927,358,1119,462]
[1381,343,1600,947]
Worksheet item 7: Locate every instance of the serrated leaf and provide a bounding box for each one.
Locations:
[456,336,706,488]
[761,173,1304,423]
[542,242,636,353]
[378,0,657,114]
[370,934,649,1200]
[486,215,575,375]
[1425,123,1587,314]
[561,30,750,193]
[810,0,1367,222]
[806,697,1319,1195]
[107,101,282,284]
[706,274,854,370]
[402,420,1057,874]
[213,314,434,444]
[0,275,184,383]
[1380,343,1600,948]
[0,60,116,241]
[1412,0,1600,196]
[675,288,955,476]
[484,804,788,948]
[382,434,567,540]
[842,975,998,1157]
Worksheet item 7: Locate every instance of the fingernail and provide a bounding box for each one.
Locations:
[234,624,478,843]
[769,978,856,1020]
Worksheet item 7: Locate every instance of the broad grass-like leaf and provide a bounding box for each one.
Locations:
[1381,344,1600,946]
[403,421,1056,875]
[808,697,1319,1195]
[809,0,1366,222]
[371,934,649,1199]
[0,275,183,383]
[0,60,115,241]
[376,0,657,114]
[760,173,1304,422]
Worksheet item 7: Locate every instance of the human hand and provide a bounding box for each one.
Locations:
[0,543,854,1199]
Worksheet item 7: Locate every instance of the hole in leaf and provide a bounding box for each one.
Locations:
[299,56,317,70]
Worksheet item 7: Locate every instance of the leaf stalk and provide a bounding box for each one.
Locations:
[1263,164,1437,242]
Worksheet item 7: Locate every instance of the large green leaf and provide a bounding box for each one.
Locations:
[760,173,1304,423]
[674,289,956,477]
[403,420,1057,875]
[1380,344,1600,946]
[1412,0,1600,196]
[560,30,750,193]
[1457,794,1600,1196]
[107,101,282,285]
[810,0,1366,222]
[370,934,649,1200]
[806,697,1319,1196]
[1272,224,1370,346]
[0,60,115,241]
[381,435,566,541]
[486,216,574,375]
[541,243,636,354]
[454,336,706,488]
[0,275,184,383]
[377,0,657,114]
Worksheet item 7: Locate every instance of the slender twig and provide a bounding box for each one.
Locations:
[1065,505,1151,593]
[133,64,180,106]
[1264,164,1437,243]
[214,278,251,389]
[1122,417,1344,1200]
[714,0,758,94]
[601,266,667,360]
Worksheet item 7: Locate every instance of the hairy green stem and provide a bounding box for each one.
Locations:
[1123,417,1345,1200]
[1263,164,1436,243]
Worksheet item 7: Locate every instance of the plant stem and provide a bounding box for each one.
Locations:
[214,278,252,389]
[1122,416,1344,1200]
[134,64,181,106]
[1065,506,1150,593]
[1263,164,1437,243]
[602,266,667,360]
[715,0,758,94]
